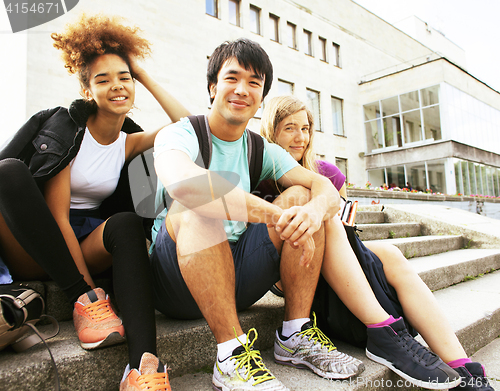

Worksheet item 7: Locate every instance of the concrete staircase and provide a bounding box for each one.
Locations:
[1,205,500,390]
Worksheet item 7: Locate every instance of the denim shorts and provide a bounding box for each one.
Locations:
[69,209,104,242]
[149,221,280,320]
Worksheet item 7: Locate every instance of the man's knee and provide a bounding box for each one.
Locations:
[168,201,216,232]
[167,201,227,255]
[273,185,311,209]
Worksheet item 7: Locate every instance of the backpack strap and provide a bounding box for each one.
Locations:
[246,129,264,192]
[188,115,264,191]
[188,115,212,169]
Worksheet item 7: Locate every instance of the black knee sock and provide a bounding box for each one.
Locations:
[0,159,90,304]
[103,212,157,369]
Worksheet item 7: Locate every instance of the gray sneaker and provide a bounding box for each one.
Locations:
[274,314,365,379]
[366,317,461,390]
[213,328,289,391]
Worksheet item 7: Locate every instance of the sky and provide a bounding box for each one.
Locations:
[353,0,500,93]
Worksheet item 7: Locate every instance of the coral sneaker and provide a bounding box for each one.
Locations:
[120,352,171,391]
[73,288,125,350]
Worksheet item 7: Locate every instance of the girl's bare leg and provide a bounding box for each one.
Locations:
[364,241,467,362]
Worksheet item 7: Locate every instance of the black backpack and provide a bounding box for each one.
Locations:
[188,115,264,192]
[128,115,264,221]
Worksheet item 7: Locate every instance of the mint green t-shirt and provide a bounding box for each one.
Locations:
[151,117,298,248]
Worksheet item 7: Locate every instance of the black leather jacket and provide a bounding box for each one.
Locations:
[0,99,144,219]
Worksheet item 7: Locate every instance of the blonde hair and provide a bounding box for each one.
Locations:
[260,95,317,172]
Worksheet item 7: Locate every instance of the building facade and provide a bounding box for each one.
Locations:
[4,0,500,195]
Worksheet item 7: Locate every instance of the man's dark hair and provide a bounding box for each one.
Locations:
[207,38,273,104]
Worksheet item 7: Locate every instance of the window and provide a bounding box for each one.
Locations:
[206,0,218,17]
[306,88,321,131]
[331,96,344,136]
[286,22,296,49]
[335,158,348,184]
[403,112,422,144]
[276,79,294,96]
[386,166,405,189]
[303,29,312,56]
[249,5,261,35]
[228,0,240,26]
[368,168,386,188]
[400,91,419,112]
[427,160,447,194]
[422,105,441,140]
[382,115,402,148]
[406,162,427,191]
[319,37,327,62]
[269,14,279,42]
[332,42,340,67]
[381,96,399,117]
[421,85,439,106]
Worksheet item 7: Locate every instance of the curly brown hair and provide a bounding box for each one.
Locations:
[51,13,151,90]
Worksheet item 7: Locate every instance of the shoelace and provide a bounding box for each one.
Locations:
[83,300,113,321]
[297,313,337,353]
[232,328,276,385]
[398,330,439,366]
[137,372,171,391]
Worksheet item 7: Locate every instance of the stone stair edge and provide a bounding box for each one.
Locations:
[356,222,421,240]
[5,204,500,389]
[2,271,500,390]
[382,205,500,249]
[416,249,500,292]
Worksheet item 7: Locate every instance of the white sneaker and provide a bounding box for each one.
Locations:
[274,313,364,379]
[213,329,289,391]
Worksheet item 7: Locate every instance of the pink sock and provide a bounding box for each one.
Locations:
[366,315,400,328]
[447,358,472,368]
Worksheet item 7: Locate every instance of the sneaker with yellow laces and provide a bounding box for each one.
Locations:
[120,352,171,391]
[274,313,364,379]
[213,329,289,391]
[73,288,125,350]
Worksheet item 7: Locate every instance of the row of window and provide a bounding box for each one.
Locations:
[273,79,344,136]
[368,159,447,194]
[364,85,442,153]
[206,0,340,66]
[368,158,500,197]
[454,159,500,197]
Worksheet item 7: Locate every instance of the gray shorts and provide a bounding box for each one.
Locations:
[149,222,281,320]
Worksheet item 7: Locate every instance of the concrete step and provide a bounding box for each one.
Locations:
[3,266,500,391]
[0,293,285,391]
[354,211,385,224]
[431,270,500,356]
[366,234,464,259]
[3,204,497,390]
[169,271,500,390]
[410,248,500,291]
[356,222,421,240]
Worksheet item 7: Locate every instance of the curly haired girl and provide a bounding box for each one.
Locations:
[0,13,188,390]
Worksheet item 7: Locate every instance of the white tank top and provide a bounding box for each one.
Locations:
[70,128,127,210]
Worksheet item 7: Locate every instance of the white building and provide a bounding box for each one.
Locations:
[3,0,500,196]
